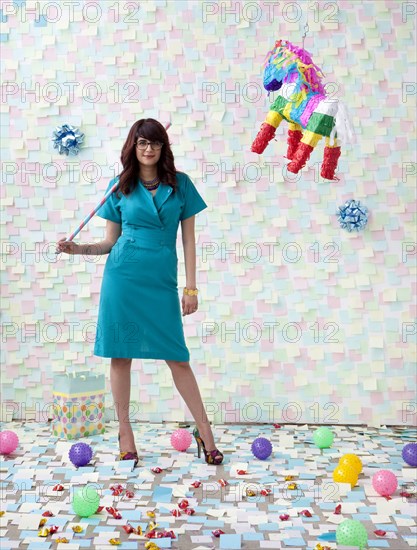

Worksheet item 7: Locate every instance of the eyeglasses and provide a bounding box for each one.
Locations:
[136,139,163,151]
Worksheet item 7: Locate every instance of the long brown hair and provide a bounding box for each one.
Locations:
[116,118,178,198]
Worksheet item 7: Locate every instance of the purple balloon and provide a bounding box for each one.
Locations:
[251,437,273,460]
[69,442,93,467]
[402,443,417,467]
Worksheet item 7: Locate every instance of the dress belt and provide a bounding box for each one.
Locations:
[121,226,177,247]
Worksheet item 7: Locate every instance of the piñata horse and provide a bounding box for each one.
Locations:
[251,40,354,180]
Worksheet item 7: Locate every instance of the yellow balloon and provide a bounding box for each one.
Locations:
[338,453,363,474]
[333,464,358,488]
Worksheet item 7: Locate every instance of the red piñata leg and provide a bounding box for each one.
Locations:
[286,142,314,174]
[251,122,276,154]
[321,145,341,180]
[286,129,303,160]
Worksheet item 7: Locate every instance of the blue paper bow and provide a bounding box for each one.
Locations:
[337,199,368,232]
[52,124,84,155]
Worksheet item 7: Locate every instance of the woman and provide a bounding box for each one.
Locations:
[57,118,223,467]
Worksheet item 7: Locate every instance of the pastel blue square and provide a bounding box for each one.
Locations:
[243,533,264,540]
[152,487,172,502]
[258,522,280,531]
[368,540,390,547]
[219,534,241,549]
[284,537,307,546]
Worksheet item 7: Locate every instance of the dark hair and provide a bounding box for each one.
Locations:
[116,118,177,198]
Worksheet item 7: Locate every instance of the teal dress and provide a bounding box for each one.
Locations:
[93,171,208,361]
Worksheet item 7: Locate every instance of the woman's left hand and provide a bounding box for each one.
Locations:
[182,294,198,316]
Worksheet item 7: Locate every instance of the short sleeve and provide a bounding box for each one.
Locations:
[97,177,122,224]
[179,174,208,221]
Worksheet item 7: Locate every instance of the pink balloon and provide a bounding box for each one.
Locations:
[170,428,192,452]
[372,469,398,497]
[0,430,19,454]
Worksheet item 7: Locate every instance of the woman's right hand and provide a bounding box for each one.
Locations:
[56,238,81,255]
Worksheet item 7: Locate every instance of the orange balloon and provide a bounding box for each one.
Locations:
[333,464,358,488]
[339,453,363,474]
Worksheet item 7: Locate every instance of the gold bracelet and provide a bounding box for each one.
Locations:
[183,287,198,296]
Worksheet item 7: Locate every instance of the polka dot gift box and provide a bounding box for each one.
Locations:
[52,371,106,440]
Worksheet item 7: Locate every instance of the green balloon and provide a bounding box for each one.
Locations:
[336,519,368,549]
[72,486,100,518]
[313,426,334,449]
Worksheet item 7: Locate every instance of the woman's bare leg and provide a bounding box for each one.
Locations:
[165,360,217,451]
[110,357,137,452]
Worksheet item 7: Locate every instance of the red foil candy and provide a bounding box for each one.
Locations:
[178,499,189,509]
[52,484,64,491]
[260,489,271,496]
[171,509,181,517]
[301,510,312,517]
[96,506,104,513]
[400,491,414,498]
[273,424,282,428]
[125,490,134,498]
[212,529,225,537]
[151,467,163,474]
[218,479,228,487]
[374,530,387,537]
[191,481,201,488]
[49,526,59,534]
[237,470,247,475]
[184,508,195,515]
[279,514,290,521]
[123,525,135,534]
[334,504,342,515]
[42,511,54,517]
[106,507,122,519]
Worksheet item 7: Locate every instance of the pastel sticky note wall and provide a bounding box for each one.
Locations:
[1,1,415,426]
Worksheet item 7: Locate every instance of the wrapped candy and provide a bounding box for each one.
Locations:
[212,529,225,537]
[72,525,83,533]
[251,39,355,181]
[191,480,201,488]
[279,514,290,521]
[56,537,69,543]
[178,499,189,509]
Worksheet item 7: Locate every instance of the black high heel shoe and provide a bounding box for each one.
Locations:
[118,433,139,468]
[193,427,224,465]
